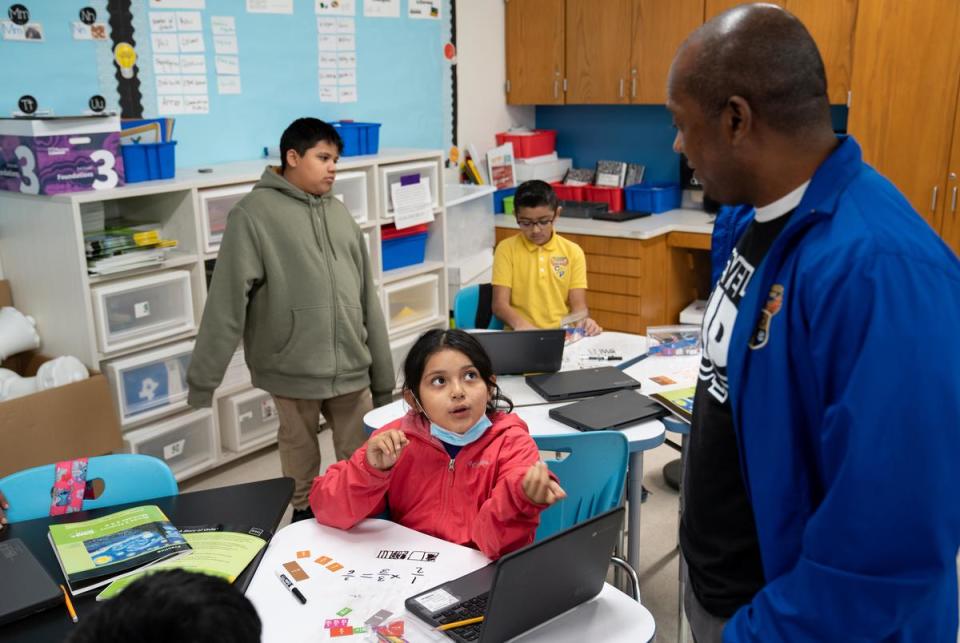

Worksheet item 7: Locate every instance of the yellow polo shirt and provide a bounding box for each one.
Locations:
[492,232,588,328]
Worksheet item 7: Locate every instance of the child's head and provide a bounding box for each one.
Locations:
[280,117,343,196]
[67,570,261,643]
[514,179,561,246]
[402,329,513,433]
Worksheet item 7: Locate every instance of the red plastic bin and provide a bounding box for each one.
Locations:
[549,182,585,201]
[495,130,557,159]
[583,186,625,212]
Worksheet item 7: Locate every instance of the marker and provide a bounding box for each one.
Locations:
[435,616,484,631]
[60,584,78,623]
[275,568,307,604]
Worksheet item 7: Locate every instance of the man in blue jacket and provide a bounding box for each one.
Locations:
[668,4,960,642]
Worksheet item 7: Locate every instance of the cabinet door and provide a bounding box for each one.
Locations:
[506,0,565,105]
[565,0,633,104]
[940,103,960,256]
[705,0,783,19]
[783,0,857,105]
[630,0,703,104]
[848,0,960,230]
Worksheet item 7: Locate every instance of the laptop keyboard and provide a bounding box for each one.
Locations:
[436,593,488,642]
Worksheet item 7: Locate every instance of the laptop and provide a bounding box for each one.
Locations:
[0,538,63,626]
[471,329,565,375]
[591,210,651,222]
[549,389,667,431]
[406,507,624,642]
[526,366,642,402]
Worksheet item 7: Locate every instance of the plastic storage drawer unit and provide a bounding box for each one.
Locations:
[198,183,255,253]
[332,171,369,224]
[383,273,440,334]
[105,340,194,428]
[624,182,682,213]
[379,161,439,216]
[123,409,218,481]
[91,270,196,355]
[389,331,421,390]
[495,130,557,159]
[217,387,279,453]
[381,224,428,271]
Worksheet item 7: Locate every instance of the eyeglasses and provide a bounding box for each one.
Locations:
[516,216,556,229]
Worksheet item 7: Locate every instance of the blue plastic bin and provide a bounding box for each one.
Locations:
[493,186,518,214]
[121,142,177,183]
[381,224,428,271]
[624,182,682,213]
[332,121,381,156]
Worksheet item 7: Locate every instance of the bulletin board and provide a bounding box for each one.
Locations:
[0,0,454,167]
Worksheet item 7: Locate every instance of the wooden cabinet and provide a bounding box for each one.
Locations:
[703,0,858,105]
[565,0,632,104]
[848,0,960,235]
[941,105,960,255]
[630,0,703,103]
[505,0,565,104]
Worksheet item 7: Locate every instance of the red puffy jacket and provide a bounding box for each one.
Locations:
[309,410,554,559]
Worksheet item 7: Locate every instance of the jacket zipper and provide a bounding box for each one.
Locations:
[437,457,455,527]
[317,198,340,381]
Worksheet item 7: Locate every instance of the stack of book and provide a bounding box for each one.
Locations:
[85,221,178,275]
[580,161,646,189]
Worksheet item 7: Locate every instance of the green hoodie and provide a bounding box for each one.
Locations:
[187,167,394,408]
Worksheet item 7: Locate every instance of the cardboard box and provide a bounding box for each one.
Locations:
[0,281,122,477]
[0,114,125,195]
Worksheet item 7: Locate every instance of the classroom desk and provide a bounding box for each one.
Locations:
[246,518,656,642]
[0,477,294,643]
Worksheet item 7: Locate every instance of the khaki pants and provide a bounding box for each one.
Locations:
[273,388,373,509]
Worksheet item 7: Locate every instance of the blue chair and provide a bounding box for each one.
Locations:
[453,284,504,330]
[534,431,640,600]
[0,454,178,523]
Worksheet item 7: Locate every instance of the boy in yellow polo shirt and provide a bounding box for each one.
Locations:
[492,180,602,335]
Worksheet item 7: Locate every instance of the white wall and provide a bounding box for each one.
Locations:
[456,1,536,155]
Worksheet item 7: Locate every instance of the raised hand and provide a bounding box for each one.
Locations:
[365,429,409,471]
[522,461,567,505]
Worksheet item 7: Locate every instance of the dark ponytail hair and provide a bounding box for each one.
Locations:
[402,329,513,415]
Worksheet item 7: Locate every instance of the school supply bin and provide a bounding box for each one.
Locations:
[332,121,381,156]
[583,186,625,213]
[493,186,517,214]
[381,224,429,271]
[495,130,557,159]
[624,182,682,213]
[550,182,585,202]
[121,142,177,183]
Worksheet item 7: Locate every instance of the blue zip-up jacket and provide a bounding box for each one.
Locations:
[709,137,960,641]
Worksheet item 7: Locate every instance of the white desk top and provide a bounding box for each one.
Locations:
[494,210,714,240]
[246,518,655,642]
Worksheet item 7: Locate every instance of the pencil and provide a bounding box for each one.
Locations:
[435,616,484,631]
[60,584,78,623]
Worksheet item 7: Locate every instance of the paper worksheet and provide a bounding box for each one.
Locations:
[391,178,434,229]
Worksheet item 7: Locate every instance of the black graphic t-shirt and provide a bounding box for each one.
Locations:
[680,183,806,617]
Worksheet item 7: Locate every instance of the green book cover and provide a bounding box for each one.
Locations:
[650,386,696,423]
[48,505,191,595]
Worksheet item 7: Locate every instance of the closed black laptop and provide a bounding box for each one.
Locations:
[471,329,565,375]
[591,210,651,222]
[0,538,63,626]
[526,366,642,401]
[406,507,624,642]
[549,389,666,431]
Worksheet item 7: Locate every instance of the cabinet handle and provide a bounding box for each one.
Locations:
[952,186,958,213]
[619,78,624,98]
[631,77,637,98]
[931,186,939,212]
[554,79,559,99]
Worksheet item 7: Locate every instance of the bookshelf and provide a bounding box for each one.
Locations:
[0,149,448,481]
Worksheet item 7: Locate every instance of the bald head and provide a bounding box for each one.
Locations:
[671,3,831,136]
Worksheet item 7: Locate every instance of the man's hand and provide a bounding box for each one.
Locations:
[366,430,409,471]
[0,489,8,531]
[522,462,567,505]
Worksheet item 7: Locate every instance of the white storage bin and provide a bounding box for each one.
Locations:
[515,157,572,184]
[383,273,441,334]
[123,409,218,481]
[105,340,194,428]
[92,270,196,354]
[389,331,420,389]
[445,184,495,261]
[221,348,252,390]
[379,161,440,216]
[198,183,255,253]
[217,387,279,453]
[332,171,369,224]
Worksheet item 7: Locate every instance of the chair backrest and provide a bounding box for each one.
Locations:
[453,284,504,330]
[0,454,178,523]
[533,431,629,541]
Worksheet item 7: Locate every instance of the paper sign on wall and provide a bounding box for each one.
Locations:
[246,0,293,13]
[364,0,399,18]
[408,0,441,20]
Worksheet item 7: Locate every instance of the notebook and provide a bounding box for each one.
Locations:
[548,389,667,431]
[0,538,63,626]
[406,507,624,642]
[471,329,565,375]
[525,366,642,402]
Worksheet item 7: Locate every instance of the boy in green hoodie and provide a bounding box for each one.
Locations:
[187,118,394,522]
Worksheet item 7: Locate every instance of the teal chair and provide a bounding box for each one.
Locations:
[0,454,178,523]
[453,284,504,330]
[534,431,640,600]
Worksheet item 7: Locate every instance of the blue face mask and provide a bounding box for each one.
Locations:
[429,413,493,447]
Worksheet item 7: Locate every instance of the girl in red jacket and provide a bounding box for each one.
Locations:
[309,329,566,559]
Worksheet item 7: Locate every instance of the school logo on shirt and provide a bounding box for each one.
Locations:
[551,256,569,279]
[749,284,784,350]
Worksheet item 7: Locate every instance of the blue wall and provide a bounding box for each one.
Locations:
[535,105,849,184]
